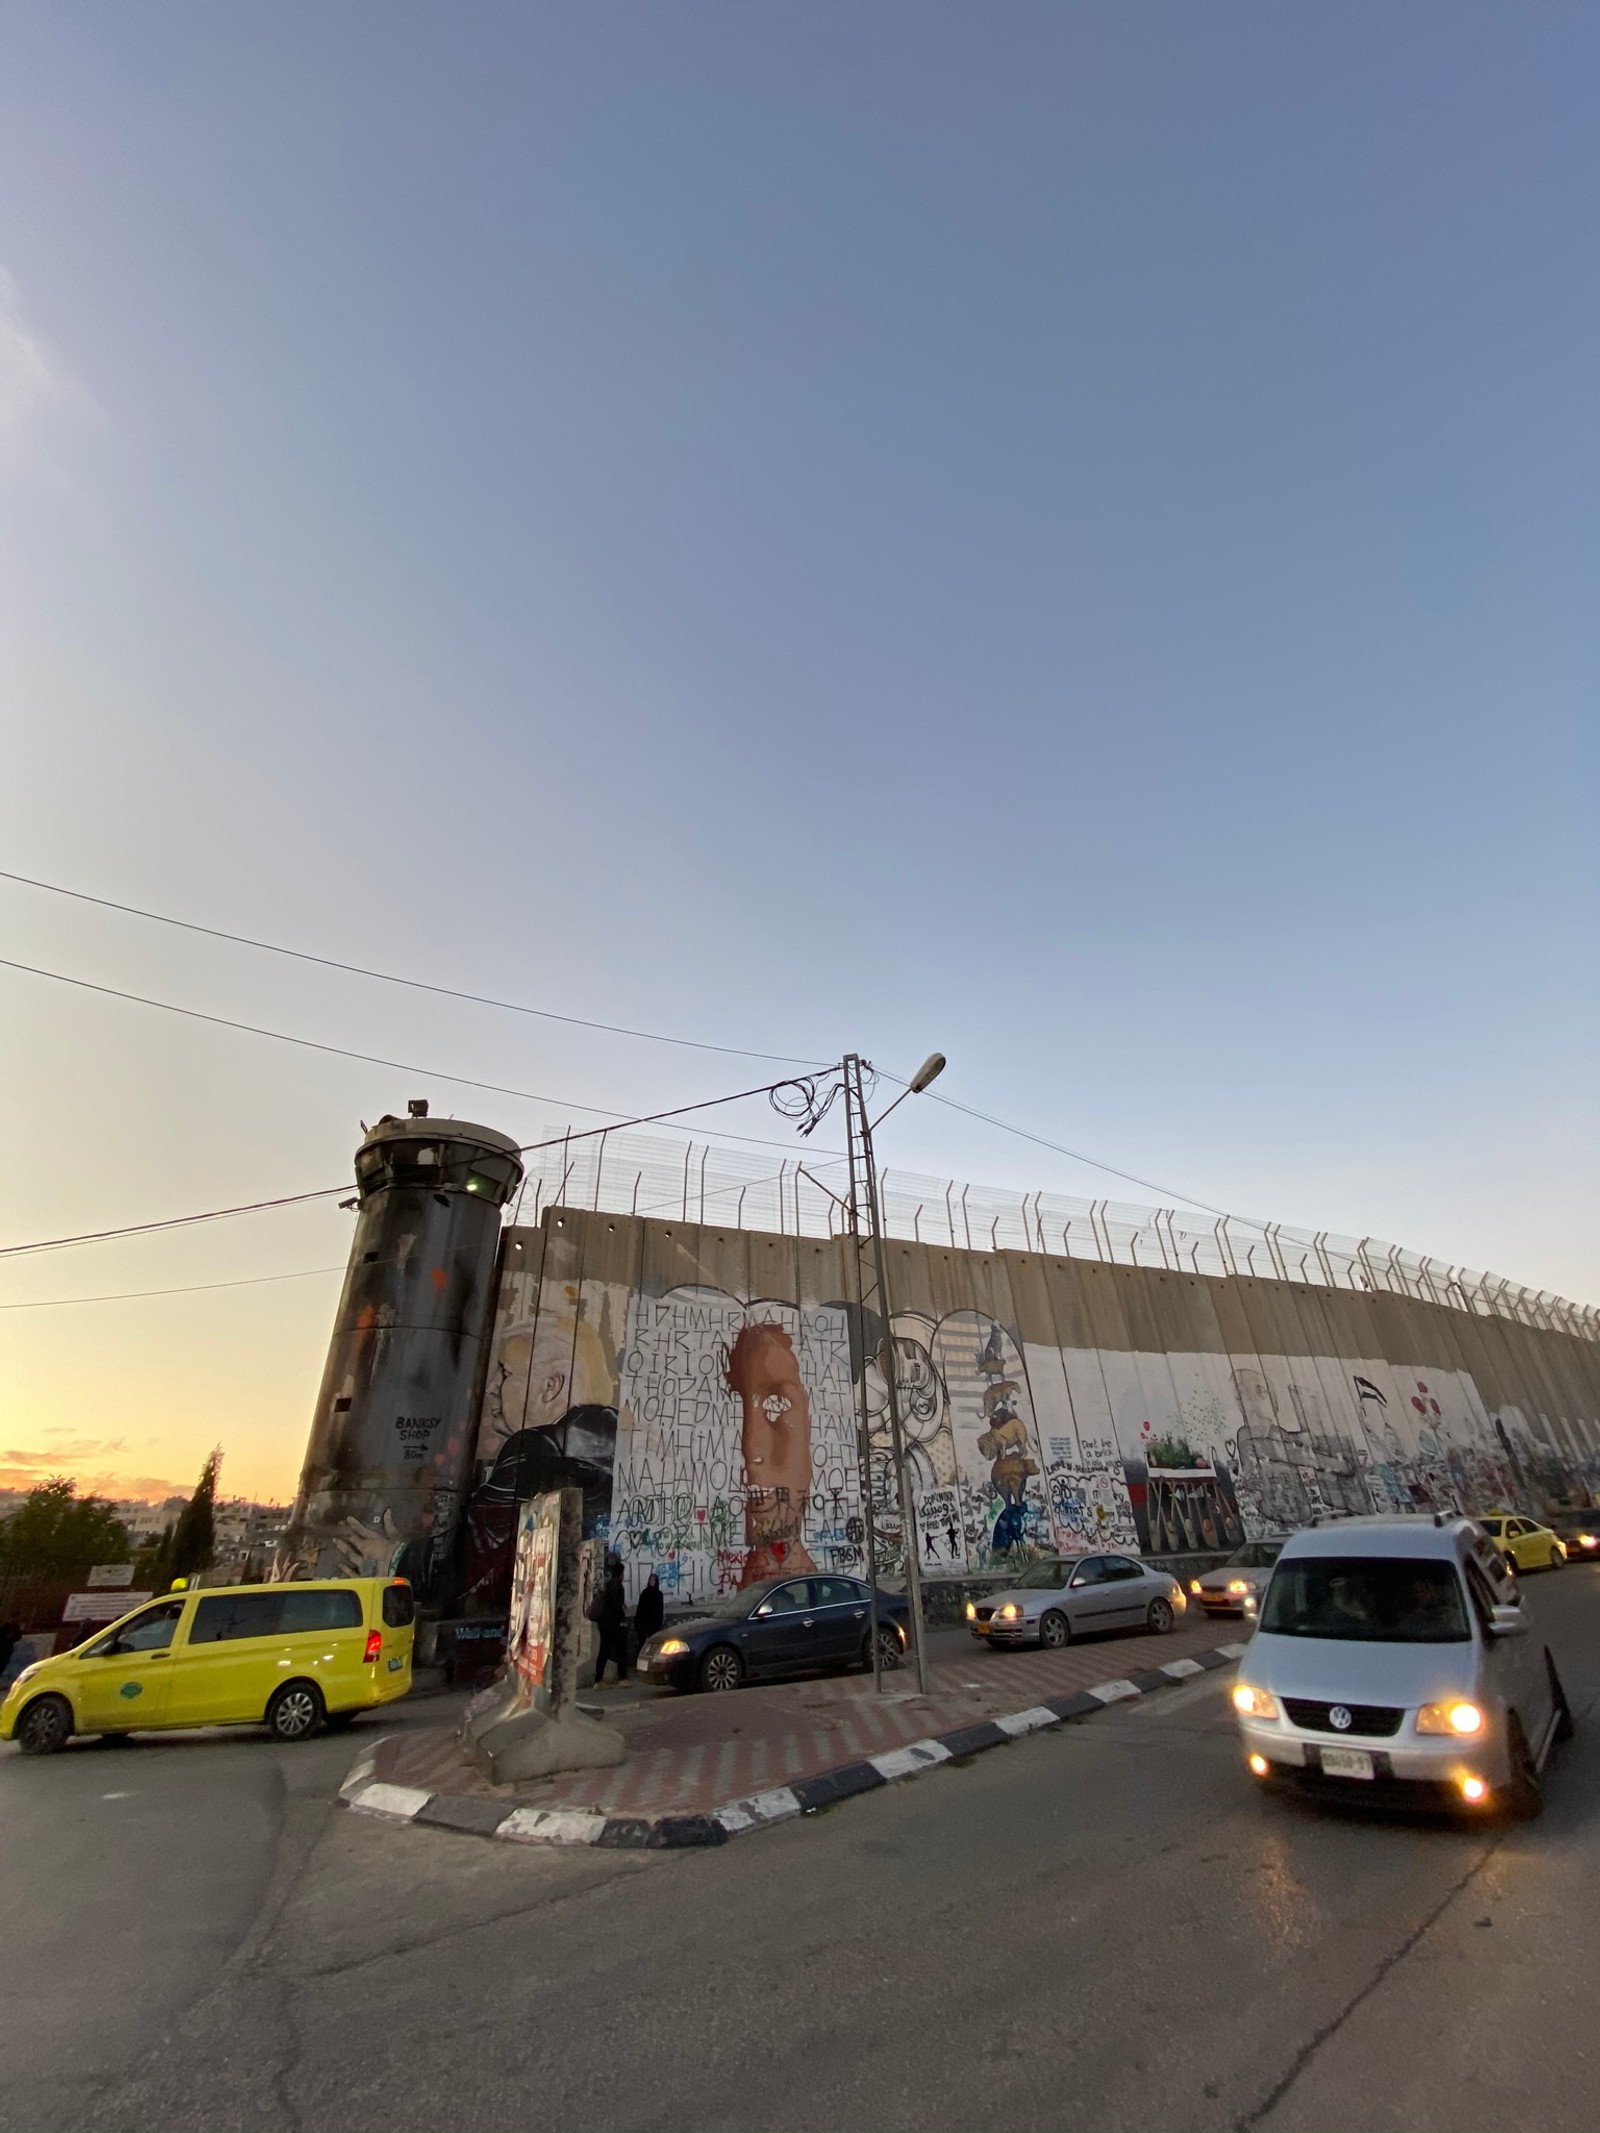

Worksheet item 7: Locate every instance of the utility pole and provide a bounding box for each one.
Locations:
[841,1053,938,1697]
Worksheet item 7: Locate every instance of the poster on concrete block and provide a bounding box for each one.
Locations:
[914,1485,967,1573]
[506,1491,562,1715]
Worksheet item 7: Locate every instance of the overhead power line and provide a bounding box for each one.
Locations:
[3,869,1247,1221]
[0,1069,809,1259]
[0,868,831,1070]
[922,1090,1234,1221]
[0,1265,349,1309]
[0,956,842,1162]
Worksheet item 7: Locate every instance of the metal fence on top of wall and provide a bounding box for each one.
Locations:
[504,1125,1598,1344]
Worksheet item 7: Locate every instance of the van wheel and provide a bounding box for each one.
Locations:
[1503,1716,1543,1819]
[16,1694,72,1756]
[266,1681,325,1742]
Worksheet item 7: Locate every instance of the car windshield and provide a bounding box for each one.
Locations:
[1259,1557,1470,1644]
[1014,1560,1072,1589]
[1227,1543,1283,1569]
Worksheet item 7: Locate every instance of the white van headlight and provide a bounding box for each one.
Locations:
[1417,1700,1483,1736]
[1232,1683,1280,1720]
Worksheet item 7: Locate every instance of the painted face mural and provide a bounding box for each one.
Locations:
[458,1299,618,1616]
[726,1322,818,1584]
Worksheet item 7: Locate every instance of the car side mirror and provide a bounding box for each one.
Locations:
[1489,1605,1527,1637]
[754,1603,773,1618]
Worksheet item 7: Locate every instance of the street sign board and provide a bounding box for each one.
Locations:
[87,1563,137,1588]
[63,1590,153,1623]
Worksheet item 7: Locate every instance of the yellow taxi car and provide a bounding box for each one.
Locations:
[1476,1513,1567,1574]
[0,1577,414,1756]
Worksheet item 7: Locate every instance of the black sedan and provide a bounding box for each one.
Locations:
[634,1574,909,1693]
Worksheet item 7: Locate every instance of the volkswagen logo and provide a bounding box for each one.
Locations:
[1329,1705,1353,1731]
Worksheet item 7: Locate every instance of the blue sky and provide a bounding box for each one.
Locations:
[1,3,1595,1499]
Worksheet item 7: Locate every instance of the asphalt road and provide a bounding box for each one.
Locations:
[3,1575,1598,2133]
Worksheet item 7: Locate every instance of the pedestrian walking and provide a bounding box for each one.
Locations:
[594,1556,630,1685]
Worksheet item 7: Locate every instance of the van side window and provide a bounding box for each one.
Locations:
[92,1601,185,1656]
[381,1583,416,1628]
[280,1589,362,1633]
[190,1593,285,1644]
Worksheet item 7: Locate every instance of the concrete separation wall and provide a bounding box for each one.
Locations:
[453,1208,1600,1614]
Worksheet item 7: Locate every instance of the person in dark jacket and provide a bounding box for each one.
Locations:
[633,1571,665,1651]
[594,1556,630,1685]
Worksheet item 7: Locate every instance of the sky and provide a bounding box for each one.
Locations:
[1,2,1595,1506]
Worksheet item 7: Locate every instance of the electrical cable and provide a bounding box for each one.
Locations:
[0,1071,821,1259]
[2,874,1252,1218]
[0,868,832,1070]
[0,956,843,1163]
[0,1266,349,1309]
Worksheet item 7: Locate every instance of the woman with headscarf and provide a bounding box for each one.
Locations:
[633,1570,664,1658]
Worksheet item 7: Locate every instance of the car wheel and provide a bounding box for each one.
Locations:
[16,1694,72,1756]
[1146,1597,1176,1634]
[1548,1544,1565,1570]
[1548,1652,1576,1745]
[863,1625,903,1673]
[1039,1610,1071,1649]
[266,1681,325,1742]
[1503,1715,1543,1820]
[698,1647,743,1693]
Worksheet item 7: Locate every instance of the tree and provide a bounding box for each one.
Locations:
[0,1478,130,1580]
[160,1449,221,1584]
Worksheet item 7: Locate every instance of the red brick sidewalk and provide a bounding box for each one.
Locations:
[363,1613,1244,1823]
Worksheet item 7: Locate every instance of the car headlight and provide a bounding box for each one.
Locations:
[965,1601,977,1620]
[1227,1580,1250,1594]
[1417,1700,1483,1736]
[1232,1683,1280,1720]
[1189,1580,1202,1594]
[999,1603,1020,1620]
[1579,1534,1598,1550]
[656,1638,689,1656]
[9,1662,39,1691]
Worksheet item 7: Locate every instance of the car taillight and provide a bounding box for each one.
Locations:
[364,1630,383,1663]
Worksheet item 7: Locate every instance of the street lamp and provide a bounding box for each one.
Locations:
[773,1050,947,1695]
[841,1054,944,1697]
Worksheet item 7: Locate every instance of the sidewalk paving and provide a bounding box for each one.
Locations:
[344,1611,1249,1846]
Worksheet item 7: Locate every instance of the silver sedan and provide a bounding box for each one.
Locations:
[1190,1538,1287,1617]
[966,1553,1187,1648]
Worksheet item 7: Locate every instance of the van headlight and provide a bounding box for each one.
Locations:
[1232,1683,1280,1720]
[1417,1700,1483,1736]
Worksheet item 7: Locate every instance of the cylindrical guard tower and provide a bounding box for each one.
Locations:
[278,1104,523,1597]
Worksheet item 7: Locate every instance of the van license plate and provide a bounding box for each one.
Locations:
[1321,1747,1374,1780]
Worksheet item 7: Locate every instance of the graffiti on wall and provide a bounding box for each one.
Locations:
[458,1219,1599,1612]
[612,1289,862,1598]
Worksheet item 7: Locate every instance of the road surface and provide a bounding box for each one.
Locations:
[2,1577,1597,2131]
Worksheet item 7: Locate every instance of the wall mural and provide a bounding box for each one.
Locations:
[456,1223,1599,1612]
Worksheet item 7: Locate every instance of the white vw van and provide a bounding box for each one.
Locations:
[1233,1515,1573,1816]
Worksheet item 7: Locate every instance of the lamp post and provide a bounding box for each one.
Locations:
[837,1054,947,1695]
[776,1051,946,1694]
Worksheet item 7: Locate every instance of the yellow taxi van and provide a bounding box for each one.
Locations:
[0,1577,415,1755]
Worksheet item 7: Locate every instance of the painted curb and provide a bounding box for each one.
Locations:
[340,1641,1249,1848]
